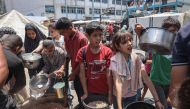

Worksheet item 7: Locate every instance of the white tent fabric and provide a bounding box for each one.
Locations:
[0,10,48,41]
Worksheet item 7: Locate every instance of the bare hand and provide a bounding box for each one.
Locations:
[81,94,88,101]
[134,23,144,38]
[68,73,76,81]
[54,70,64,78]
[155,101,164,109]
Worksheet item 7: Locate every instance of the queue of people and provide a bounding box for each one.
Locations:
[0,16,189,109]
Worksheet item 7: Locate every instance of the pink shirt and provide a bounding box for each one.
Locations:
[109,52,144,97]
[64,31,88,73]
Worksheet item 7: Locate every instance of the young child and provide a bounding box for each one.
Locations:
[48,23,65,50]
[76,21,113,104]
[110,32,163,109]
[135,17,181,108]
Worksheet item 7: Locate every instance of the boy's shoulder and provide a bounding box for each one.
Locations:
[100,44,112,52]
[77,31,87,39]
[55,46,66,55]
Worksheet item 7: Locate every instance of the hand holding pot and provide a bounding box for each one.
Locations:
[134,23,144,38]
[54,69,64,78]
[155,101,164,109]
[81,93,88,101]
[68,72,76,81]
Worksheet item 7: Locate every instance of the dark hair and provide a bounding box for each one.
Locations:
[0,27,16,38]
[43,39,54,48]
[85,21,104,36]
[0,34,23,49]
[178,78,190,109]
[112,32,132,52]
[55,17,73,30]
[161,17,181,30]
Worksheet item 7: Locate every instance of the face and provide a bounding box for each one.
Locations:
[167,26,178,33]
[43,45,55,57]
[58,28,72,38]
[26,29,36,40]
[49,27,60,38]
[88,30,103,47]
[117,36,133,55]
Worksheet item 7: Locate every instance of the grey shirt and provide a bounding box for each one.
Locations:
[42,47,66,74]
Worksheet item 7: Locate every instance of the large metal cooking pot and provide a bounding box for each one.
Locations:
[125,101,155,109]
[29,73,50,99]
[82,94,109,109]
[139,27,175,54]
[21,53,42,69]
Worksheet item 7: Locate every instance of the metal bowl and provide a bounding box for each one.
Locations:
[21,53,42,69]
[125,101,155,109]
[29,74,50,99]
[83,94,109,109]
[139,27,175,54]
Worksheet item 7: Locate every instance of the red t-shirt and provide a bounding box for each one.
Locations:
[76,44,112,94]
[64,31,88,73]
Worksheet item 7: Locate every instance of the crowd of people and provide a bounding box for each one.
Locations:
[0,16,189,109]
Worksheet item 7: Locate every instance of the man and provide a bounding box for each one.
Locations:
[0,34,26,109]
[55,17,88,109]
[40,39,66,106]
[169,21,190,106]
[41,39,66,89]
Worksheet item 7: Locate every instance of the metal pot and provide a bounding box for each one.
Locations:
[29,73,50,99]
[125,101,155,109]
[139,27,175,54]
[82,94,109,109]
[21,53,42,69]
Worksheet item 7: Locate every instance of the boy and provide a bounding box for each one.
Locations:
[76,21,113,104]
[135,17,181,108]
[41,39,66,91]
[55,17,88,109]
[40,39,67,107]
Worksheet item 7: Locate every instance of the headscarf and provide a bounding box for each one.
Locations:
[24,23,46,53]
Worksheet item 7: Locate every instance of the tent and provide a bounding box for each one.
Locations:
[0,10,48,41]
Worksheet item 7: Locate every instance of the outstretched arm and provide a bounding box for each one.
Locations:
[0,44,9,87]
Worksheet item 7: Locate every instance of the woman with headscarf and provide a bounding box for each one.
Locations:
[24,23,46,53]
[24,23,46,78]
